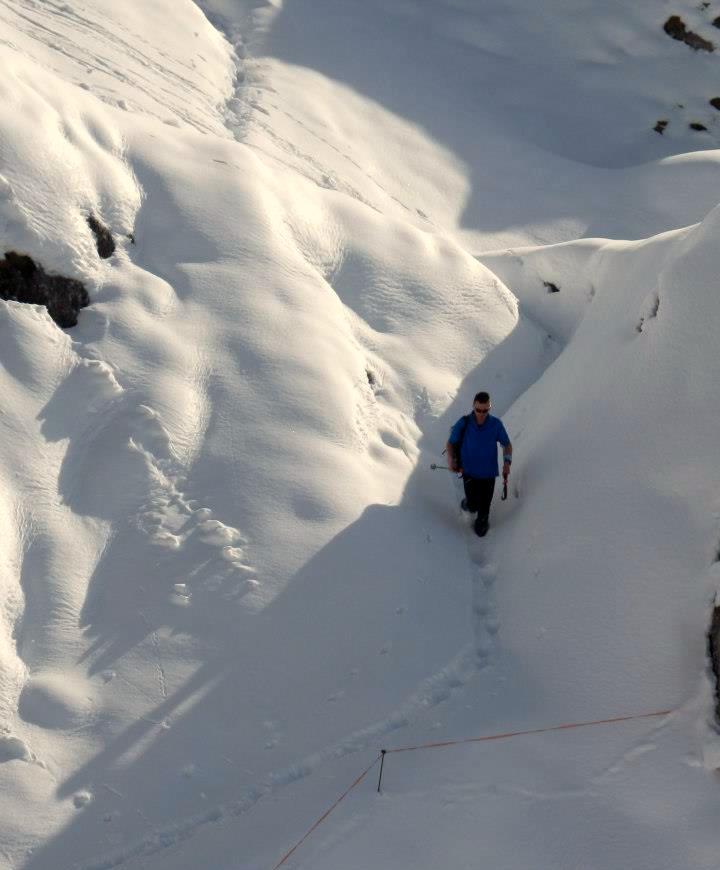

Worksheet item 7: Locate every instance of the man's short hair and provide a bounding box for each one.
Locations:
[473,391,490,405]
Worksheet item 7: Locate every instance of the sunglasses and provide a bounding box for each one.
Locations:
[473,407,490,415]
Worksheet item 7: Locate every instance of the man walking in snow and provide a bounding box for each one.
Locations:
[446,391,512,537]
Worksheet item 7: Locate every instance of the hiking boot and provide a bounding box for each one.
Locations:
[474,516,489,537]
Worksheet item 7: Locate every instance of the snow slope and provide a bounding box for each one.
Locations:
[0,1,719,869]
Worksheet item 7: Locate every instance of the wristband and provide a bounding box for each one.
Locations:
[503,455,512,464]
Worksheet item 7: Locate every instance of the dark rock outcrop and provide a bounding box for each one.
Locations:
[654,119,669,134]
[709,601,720,723]
[0,251,89,328]
[689,122,708,131]
[87,213,115,259]
[710,97,720,110]
[663,15,714,51]
[543,281,560,294]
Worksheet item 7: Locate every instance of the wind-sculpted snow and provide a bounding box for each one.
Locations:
[0,53,141,282]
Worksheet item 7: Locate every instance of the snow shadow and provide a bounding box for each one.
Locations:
[247,0,720,241]
[130,159,225,288]
[22,307,556,870]
[21,505,468,870]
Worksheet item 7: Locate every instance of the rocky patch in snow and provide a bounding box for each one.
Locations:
[0,252,89,328]
[708,596,720,722]
[663,15,714,52]
[86,213,115,259]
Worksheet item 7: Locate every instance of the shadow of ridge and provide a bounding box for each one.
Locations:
[23,503,471,870]
[129,156,224,294]
[254,0,700,239]
[24,313,557,870]
[412,312,560,479]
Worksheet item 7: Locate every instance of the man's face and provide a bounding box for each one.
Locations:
[473,403,491,423]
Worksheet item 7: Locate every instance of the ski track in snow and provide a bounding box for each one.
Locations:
[269,102,419,218]
[1,0,230,135]
[211,8,421,220]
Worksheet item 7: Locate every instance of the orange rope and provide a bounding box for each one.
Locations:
[271,755,381,870]
[270,707,672,868]
[386,709,673,755]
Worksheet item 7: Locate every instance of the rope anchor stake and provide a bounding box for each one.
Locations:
[377,749,386,793]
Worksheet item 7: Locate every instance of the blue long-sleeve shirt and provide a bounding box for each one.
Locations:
[449,413,510,478]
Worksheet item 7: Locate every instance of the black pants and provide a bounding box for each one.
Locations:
[463,476,495,520]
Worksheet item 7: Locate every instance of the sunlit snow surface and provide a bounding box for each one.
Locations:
[1,1,720,868]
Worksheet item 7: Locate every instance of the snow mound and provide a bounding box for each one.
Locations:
[0,52,141,282]
[19,672,93,730]
[0,735,32,764]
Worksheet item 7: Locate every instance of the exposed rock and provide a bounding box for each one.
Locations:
[543,280,560,293]
[713,16,720,28]
[663,15,714,51]
[664,15,685,39]
[0,251,89,328]
[710,97,720,110]
[709,599,720,722]
[654,119,669,134]
[689,122,708,131]
[87,213,116,259]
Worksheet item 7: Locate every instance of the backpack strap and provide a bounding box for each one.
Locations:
[443,414,471,461]
[454,414,471,458]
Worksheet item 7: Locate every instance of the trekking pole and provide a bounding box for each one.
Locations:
[430,464,464,477]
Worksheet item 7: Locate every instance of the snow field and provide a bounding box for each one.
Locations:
[1,29,542,863]
[1,0,720,868]
[483,207,720,723]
